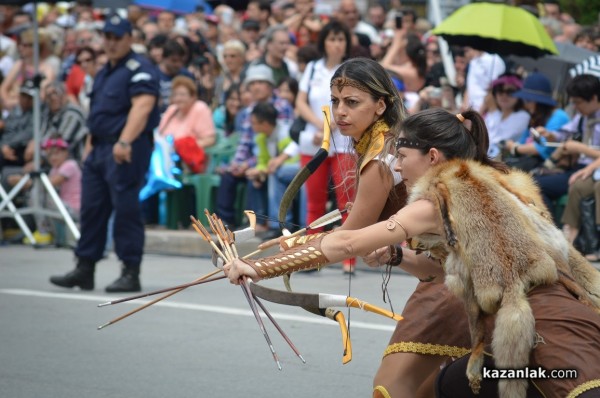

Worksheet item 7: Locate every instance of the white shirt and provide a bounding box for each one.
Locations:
[355,20,382,45]
[466,53,505,111]
[485,109,530,157]
[485,109,530,145]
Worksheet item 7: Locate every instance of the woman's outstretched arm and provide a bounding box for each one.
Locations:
[224,199,441,284]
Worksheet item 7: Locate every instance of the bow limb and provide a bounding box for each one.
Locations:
[249,283,402,322]
[250,282,351,363]
[332,309,352,364]
[249,282,405,363]
[278,105,332,228]
[274,106,353,359]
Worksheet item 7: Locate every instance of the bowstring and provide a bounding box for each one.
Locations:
[253,213,302,231]
[325,109,397,320]
[381,263,395,315]
[324,107,354,350]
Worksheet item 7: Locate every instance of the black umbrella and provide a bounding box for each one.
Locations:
[570,54,600,78]
[510,42,597,91]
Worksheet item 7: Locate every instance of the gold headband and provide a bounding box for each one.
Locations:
[330,77,370,93]
[456,113,465,123]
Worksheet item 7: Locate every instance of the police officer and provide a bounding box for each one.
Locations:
[50,15,160,293]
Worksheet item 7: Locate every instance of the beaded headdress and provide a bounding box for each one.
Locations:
[330,77,371,93]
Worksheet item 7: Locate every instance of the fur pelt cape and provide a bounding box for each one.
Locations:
[407,159,600,398]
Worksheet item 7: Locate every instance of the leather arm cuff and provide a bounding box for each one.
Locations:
[280,232,329,250]
[243,235,330,279]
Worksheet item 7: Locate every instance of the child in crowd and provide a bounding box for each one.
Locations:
[44,136,81,217]
[20,136,81,245]
[246,102,278,188]
[247,101,299,236]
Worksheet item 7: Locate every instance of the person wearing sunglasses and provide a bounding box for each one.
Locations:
[484,73,531,159]
[65,46,98,113]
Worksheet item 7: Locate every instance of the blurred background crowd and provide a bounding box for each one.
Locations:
[2,0,600,258]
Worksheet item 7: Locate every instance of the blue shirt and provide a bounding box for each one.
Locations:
[517,109,570,160]
[88,51,160,139]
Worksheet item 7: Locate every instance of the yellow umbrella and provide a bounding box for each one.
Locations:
[432,2,558,58]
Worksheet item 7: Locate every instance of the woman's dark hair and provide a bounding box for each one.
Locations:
[278,76,299,102]
[567,74,600,101]
[529,102,554,128]
[331,57,404,130]
[75,46,96,63]
[400,108,508,173]
[297,44,320,65]
[317,19,352,61]
[224,83,241,133]
[405,33,427,79]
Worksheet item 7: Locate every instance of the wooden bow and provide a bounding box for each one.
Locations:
[249,282,403,364]
[278,105,332,231]
[271,105,360,362]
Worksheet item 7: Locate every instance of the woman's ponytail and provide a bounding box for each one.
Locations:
[460,110,508,173]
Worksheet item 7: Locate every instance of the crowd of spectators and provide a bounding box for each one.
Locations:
[1,0,600,256]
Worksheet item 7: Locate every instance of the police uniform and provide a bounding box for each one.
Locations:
[50,15,160,293]
[75,50,159,271]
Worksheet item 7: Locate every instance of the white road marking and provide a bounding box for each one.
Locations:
[0,289,396,332]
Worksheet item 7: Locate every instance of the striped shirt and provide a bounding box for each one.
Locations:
[232,95,294,167]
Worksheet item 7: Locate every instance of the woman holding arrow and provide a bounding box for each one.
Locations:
[224,106,600,398]
[264,57,471,398]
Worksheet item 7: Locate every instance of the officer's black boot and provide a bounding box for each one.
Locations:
[49,258,96,290]
[105,265,141,293]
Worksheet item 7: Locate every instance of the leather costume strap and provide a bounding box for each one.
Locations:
[280,232,329,250]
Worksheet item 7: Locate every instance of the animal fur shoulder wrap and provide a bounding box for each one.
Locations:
[242,235,330,279]
[407,159,600,398]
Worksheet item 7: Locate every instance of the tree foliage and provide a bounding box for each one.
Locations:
[560,0,600,26]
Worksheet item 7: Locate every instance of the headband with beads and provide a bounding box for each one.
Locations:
[395,137,429,151]
[331,77,370,93]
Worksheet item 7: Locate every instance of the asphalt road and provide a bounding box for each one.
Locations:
[1,245,419,398]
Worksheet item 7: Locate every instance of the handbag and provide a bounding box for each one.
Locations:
[289,117,307,143]
[290,61,317,143]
